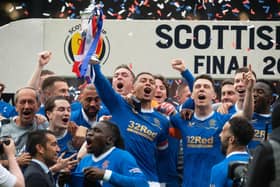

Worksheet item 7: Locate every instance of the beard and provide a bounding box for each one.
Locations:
[85,107,99,118]
[221,139,229,155]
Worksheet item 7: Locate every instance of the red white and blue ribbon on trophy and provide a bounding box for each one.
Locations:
[72,5,103,84]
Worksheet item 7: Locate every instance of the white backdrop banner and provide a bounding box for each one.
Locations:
[0,19,279,92]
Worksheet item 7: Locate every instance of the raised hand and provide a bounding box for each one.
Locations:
[243,64,256,91]
[50,152,78,173]
[38,51,52,67]
[89,55,100,65]
[3,138,16,157]
[171,59,186,73]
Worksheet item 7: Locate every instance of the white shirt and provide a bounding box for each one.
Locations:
[0,164,16,187]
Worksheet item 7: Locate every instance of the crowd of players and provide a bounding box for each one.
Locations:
[0,50,279,187]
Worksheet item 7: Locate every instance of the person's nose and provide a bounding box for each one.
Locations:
[23,101,31,108]
[56,145,61,153]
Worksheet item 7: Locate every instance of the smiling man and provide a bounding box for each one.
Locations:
[248,79,274,149]
[45,96,79,158]
[0,87,48,155]
[233,67,257,113]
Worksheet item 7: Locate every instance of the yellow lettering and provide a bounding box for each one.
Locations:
[140,125,147,133]
[201,138,206,144]
[128,121,135,128]
[260,130,265,138]
[195,136,201,144]
[208,137,213,144]
[126,121,158,141]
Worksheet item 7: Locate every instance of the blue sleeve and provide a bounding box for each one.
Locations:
[170,112,184,129]
[109,172,149,187]
[181,69,194,92]
[209,164,226,187]
[156,120,169,149]
[93,64,124,113]
[97,104,111,120]
[182,98,195,109]
[108,152,149,187]
[0,102,17,118]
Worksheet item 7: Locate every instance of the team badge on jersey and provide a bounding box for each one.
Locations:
[188,121,195,127]
[209,119,217,128]
[152,118,161,128]
[102,160,109,169]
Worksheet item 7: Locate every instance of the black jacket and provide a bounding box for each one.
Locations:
[246,127,280,187]
[24,161,55,187]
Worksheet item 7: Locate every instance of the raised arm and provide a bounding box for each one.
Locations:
[27,51,52,89]
[3,138,25,187]
[171,59,194,92]
[239,64,255,120]
[92,63,124,112]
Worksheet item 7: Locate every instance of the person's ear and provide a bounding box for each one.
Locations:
[106,136,113,146]
[229,135,235,144]
[131,86,136,94]
[36,144,45,155]
[46,111,52,120]
[212,91,217,101]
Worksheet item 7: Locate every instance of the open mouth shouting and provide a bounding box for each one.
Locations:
[117,82,123,89]
[198,94,206,100]
[143,87,152,97]
[85,137,94,151]
[22,110,34,120]
[62,118,69,123]
[236,89,246,98]
[61,117,69,127]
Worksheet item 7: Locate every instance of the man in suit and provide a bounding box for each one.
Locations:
[24,130,60,187]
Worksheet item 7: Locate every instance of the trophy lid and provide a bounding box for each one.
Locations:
[80,0,96,18]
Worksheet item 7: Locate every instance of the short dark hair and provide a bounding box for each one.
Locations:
[194,74,215,89]
[221,79,234,87]
[98,120,125,149]
[228,117,254,146]
[40,69,55,77]
[114,64,135,80]
[272,103,280,130]
[134,72,154,84]
[41,76,67,91]
[44,96,70,120]
[26,130,55,156]
[256,79,275,96]
[235,67,257,79]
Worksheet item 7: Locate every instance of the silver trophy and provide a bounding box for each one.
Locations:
[80,0,100,64]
